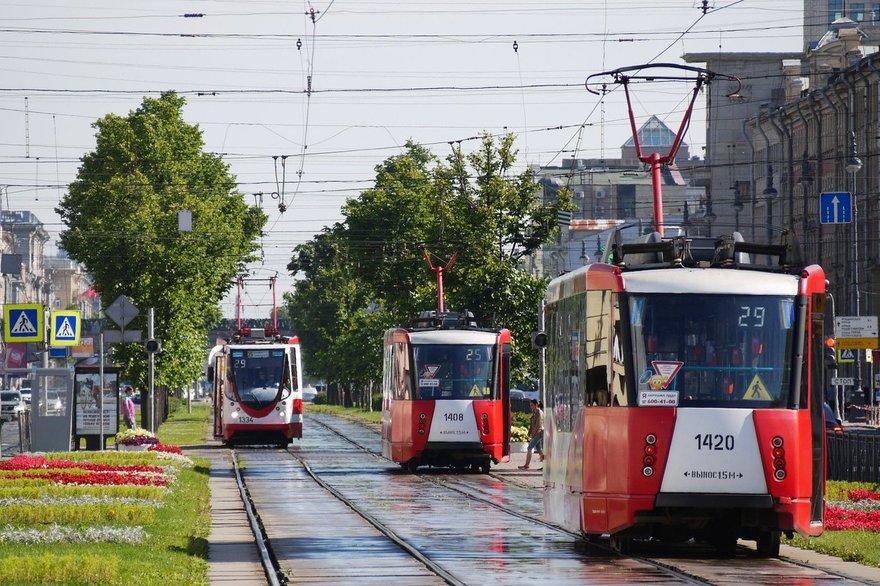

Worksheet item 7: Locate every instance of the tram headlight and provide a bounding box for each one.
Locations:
[231,410,240,419]
[774,469,786,480]
[642,466,654,477]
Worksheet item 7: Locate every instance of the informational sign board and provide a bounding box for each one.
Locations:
[73,369,119,437]
[835,315,879,350]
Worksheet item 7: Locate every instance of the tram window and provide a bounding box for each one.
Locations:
[585,365,609,406]
[629,293,796,408]
[413,344,494,400]
[394,342,411,400]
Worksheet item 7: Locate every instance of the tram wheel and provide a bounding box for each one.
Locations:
[711,533,738,558]
[405,460,419,473]
[479,460,491,474]
[755,530,780,558]
[609,534,632,555]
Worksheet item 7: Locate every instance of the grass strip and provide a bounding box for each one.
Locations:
[0,503,155,524]
[0,554,118,585]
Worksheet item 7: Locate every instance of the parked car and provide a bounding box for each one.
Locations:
[302,386,318,402]
[824,402,844,436]
[0,390,26,421]
[510,389,539,413]
[19,382,31,405]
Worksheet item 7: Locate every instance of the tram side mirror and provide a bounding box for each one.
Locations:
[531,331,547,349]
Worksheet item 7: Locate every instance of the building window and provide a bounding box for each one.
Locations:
[829,0,843,23]
[873,3,880,21]
[617,184,636,219]
[852,2,866,21]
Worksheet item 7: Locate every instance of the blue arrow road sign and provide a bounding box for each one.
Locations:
[820,192,852,224]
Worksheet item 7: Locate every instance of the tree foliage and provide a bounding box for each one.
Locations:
[57,91,265,389]
[286,133,572,389]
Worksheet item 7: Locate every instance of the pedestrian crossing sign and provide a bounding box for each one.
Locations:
[50,310,81,347]
[3,304,44,342]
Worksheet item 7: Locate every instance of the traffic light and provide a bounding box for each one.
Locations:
[531,331,547,349]
[824,337,838,372]
[144,338,162,354]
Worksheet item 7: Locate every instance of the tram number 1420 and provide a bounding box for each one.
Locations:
[694,433,735,451]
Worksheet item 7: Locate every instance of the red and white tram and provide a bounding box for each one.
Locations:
[207,276,304,447]
[538,232,828,556]
[208,328,304,446]
[382,311,512,473]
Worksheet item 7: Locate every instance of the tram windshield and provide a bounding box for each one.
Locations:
[413,344,495,399]
[230,348,290,408]
[628,293,797,408]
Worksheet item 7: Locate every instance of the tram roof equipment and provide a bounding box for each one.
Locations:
[605,229,804,274]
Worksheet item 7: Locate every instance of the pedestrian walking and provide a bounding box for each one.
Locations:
[519,399,544,470]
[122,386,137,430]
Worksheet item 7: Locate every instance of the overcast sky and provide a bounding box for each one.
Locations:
[0,0,804,318]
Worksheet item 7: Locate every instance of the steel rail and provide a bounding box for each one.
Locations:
[231,449,283,586]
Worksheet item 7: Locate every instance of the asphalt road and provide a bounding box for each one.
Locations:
[0,415,25,457]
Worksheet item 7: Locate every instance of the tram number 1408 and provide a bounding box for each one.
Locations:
[444,413,464,422]
[694,433,735,451]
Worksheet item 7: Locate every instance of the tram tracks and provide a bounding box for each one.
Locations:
[228,414,880,586]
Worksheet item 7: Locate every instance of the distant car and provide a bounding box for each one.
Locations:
[19,385,31,405]
[38,390,65,416]
[0,390,26,421]
[302,386,318,402]
[511,389,539,401]
[824,402,844,436]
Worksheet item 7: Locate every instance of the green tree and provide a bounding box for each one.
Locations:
[286,133,571,391]
[435,133,571,381]
[57,91,265,389]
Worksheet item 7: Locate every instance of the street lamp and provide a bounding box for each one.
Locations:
[733,183,744,232]
[763,164,778,244]
[846,130,863,403]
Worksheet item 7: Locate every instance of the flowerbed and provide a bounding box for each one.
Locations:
[0,448,191,541]
[114,428,160,446]
[826,489,880,531]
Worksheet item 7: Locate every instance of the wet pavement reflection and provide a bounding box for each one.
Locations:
[241,415,699,585]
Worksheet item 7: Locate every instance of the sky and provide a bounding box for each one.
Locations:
[0,0,806,318]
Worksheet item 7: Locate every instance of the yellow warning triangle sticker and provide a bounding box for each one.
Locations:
[743,374,772,400]
[469,385,482,397]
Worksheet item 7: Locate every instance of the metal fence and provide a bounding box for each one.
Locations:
[827,433,880,483]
